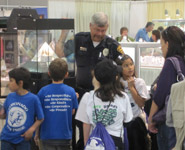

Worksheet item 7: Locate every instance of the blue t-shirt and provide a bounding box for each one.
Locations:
[1,92,44,144]
[37,83,78,140]
[135,28,150,42]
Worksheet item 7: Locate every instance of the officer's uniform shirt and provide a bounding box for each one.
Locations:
[75,32,124,90]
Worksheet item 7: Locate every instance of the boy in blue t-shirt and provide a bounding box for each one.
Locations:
[36,58,78,150]
[0,67,44,150]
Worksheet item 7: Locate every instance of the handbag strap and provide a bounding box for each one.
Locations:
[167,56,185,82]
[93,94,111,123]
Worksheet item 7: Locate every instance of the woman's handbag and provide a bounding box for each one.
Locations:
[152,57,184,124]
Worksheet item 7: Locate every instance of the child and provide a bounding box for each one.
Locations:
[119,54,150,150]
[0,67,44,150]
[75,59,133,150]
[36,58,78,150]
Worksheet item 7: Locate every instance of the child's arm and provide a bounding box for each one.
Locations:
[76,92,79,99]
[83,123,91,146]
[34,127,40,146]
[127,77,145,108]
[72,108,75,115]
[0,107,6,119]
[21,119,44,141]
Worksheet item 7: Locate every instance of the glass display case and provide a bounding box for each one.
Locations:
[0,33,17,97]
[0,18,75,97]
[120,42,163,88]
[152,19,185,31]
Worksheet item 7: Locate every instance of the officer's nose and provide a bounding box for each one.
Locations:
[97,31,103,36]
[98,31,104,36]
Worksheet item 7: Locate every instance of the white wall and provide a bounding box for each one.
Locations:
[129,1,147,38]
[48,0,147,39]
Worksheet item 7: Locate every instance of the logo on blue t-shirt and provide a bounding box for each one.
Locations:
[8,107,27,128]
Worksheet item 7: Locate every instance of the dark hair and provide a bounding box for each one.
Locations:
[117,54,136,77]
[94,59,124,102]
[157,26,164,32]
[152,30,160,41]
[49,58,68,81]
[120,27,128,35]
[161,26,185,59]
[8,67,31,90]
[145,22,154,28]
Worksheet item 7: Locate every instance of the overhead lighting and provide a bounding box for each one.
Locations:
[176,9,180,16]
[165,9,168,16]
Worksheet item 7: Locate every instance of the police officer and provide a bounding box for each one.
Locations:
[74,12,124,150]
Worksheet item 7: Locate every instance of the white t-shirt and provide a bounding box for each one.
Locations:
[120,77,150,118]
[93,41,100,47]
[75,91,133,137]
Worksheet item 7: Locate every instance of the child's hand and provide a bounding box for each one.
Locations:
[148,122,158,134]
[152,83,157,91]
[21,127,34,141]
[127,77,135,89]
[34,134,39,146]
[76,92,79,99]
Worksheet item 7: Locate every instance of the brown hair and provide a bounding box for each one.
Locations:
[49,58,68,81]
[152,30,160,41]
[120,27,128,35]
[161,26,185,59]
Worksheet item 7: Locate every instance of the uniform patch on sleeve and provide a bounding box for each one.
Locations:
[117,45,124,54]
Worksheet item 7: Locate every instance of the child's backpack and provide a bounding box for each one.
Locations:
[85,122,116,150]
[84,95,116,150]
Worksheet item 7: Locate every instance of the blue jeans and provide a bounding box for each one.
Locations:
[1,140,31,150]
[157,124,176,150]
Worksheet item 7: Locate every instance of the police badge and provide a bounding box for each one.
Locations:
[103,48,109,56]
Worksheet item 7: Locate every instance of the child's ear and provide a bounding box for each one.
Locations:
[48,71,50,76]
[64,72,69,78]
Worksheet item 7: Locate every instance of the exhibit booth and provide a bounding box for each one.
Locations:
[0,0,185,139]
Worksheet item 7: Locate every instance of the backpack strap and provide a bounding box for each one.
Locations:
[93,94,111,123]
[167,56,184,82]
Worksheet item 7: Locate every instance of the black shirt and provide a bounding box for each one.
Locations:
[75,32,124,89]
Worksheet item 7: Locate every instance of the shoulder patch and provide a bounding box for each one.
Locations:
[117,45,124,55]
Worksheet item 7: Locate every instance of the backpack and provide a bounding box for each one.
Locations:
[84,95,116,150]
[152,56,184,124]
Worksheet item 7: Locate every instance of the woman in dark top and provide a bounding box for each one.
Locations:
[148,26,185,150]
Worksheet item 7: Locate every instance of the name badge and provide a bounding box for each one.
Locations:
[80,47,87,51]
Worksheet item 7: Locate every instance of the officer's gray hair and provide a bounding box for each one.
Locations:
[91,12,108,27]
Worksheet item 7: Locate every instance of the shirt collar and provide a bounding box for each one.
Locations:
[143,28,147,33]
